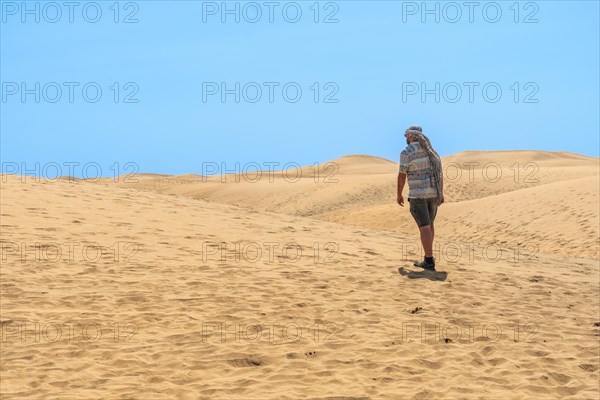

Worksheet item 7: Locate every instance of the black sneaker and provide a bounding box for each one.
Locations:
[414,258,435,270]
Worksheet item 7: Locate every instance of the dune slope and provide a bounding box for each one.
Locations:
[101,151,600,258]
[1,174,599,399]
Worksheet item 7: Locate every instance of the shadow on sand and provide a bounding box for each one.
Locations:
[398,267,448,281]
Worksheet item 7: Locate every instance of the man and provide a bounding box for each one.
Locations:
[397,125,444,270]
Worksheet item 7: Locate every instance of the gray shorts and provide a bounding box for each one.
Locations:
[408,197,438,228]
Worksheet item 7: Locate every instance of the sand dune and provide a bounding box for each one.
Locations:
[319,175,600,259]
[101,151,600,259]
[1,161,599,399]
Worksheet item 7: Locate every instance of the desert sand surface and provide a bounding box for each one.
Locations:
[1,150,599,399]
[102,150,600,259]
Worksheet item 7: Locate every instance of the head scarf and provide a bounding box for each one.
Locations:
[405,126,444,205]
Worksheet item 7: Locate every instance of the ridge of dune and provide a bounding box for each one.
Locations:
[330,150,598,166]
[329,154,397,166]
[56,176,82,181]
[117,154,396,181]
[318,175,600,259]
[1,174,599,399]
[95,150,599,259]
[445,150,599,163]
[117,150,597,183]
[331,154,394,164]
[293,154,397,175]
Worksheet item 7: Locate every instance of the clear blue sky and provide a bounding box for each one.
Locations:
[1,1,599,176]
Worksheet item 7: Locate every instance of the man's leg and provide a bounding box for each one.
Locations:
[410,198,436,269]
[419,225,434,258]
[427,198,438,257]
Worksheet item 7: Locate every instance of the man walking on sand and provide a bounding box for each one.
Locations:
[397,125,444,270]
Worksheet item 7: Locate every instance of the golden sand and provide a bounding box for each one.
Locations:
[1,150,599,399]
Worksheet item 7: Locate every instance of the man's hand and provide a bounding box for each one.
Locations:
[397,194,405,207]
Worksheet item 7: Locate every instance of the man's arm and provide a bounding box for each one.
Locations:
[439,175,444,205]
[397,172,406,207]
[398,151,409,207]
[438,162,444,205]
